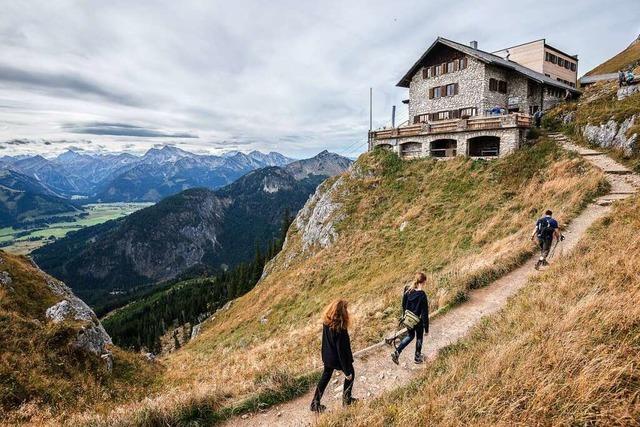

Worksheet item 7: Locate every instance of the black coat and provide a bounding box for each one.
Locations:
[402,288,429,333]
[321,324,354,375]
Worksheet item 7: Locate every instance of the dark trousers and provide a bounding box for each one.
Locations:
[538,237,552,260]
[396,324,424,357]
[312,366,354,404]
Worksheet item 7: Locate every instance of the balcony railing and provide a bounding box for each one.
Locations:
[369,113,532,145]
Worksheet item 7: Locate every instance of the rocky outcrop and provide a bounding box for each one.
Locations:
[617,85,640,100]
[582,115,638,156]
[45,277,112,357]
[0,270,12,288]
[295,177,345,252]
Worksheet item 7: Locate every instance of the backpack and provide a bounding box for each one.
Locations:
[538,217,554,240]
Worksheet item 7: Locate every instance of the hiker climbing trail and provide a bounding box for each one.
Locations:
[224,134,639,427]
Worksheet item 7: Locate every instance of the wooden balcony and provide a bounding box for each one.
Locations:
[369,113,532,145]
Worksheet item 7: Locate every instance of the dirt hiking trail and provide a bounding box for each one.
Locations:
[224,134,639,427]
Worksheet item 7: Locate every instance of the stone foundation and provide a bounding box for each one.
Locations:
[374,127,525,159]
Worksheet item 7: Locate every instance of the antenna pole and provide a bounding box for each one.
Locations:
[369,87,372,131]
[391,105,396,128]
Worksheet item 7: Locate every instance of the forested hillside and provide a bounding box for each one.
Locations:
[103,211,292,353]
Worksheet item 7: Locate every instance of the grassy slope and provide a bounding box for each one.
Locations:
[79,139,606,425]
[0,251,159,425]
[586,37,640,75]
[320,196,640,426]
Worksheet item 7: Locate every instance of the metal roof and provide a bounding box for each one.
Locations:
[397,37,581,94]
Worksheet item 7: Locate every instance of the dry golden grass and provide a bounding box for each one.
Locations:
[319,196,640,426]
[73,139,606,425]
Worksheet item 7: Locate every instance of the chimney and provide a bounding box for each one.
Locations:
[470,40,478,49]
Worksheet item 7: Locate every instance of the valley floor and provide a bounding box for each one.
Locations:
[0,203,150,254]
[223,133,640,426]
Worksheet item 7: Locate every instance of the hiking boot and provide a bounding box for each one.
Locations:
[310,401,326,413]
[542,260,549,266]
[534,260,542,270]
[414,354,425,364]
[391,351,399,365]
[343,397,359,406]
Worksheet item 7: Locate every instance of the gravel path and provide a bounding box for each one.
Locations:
[223,134,638,427]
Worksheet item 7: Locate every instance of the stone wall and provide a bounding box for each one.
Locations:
[408,57,562,120]
[542,88,566,111]
[482,66,539,114]
[408,55,485,120]
[377,127,522,159]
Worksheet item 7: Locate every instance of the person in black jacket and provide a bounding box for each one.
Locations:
[391,272,429,365]
[310,299,357,413]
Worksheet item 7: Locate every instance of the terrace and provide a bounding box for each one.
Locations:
[368,113,532,148]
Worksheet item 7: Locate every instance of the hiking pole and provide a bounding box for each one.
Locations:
[548,234,565,260]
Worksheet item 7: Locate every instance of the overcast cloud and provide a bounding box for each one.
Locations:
[0,0,638,158]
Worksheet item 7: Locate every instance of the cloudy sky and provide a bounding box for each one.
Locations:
[0,0,638,158]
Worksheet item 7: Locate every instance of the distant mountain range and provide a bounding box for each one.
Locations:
[0,169,82,227]
[0,145,295,202]
[32,150,352,306]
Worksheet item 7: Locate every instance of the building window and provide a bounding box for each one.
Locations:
[529,105,540,115]
[447,61,455,73]
[489,78,507,93]
[459,107,477,118]
[527,81,537,97]
[446,83,456,96]
[413,113,429,124]
[459,57,467,70]
[570,63,576,71]
[430,83,458,99]
[557,58,564,68]
[436,111,450,120]
[547,87,565,97]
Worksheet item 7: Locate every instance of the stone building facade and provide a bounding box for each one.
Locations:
[370,37,580,159]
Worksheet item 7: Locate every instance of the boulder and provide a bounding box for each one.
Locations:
[582,115,638,156]
[190,323,202,339]
[617,85,640,101]
[0,271,12,287]
[562,111,576,125]
[44,278,112,357]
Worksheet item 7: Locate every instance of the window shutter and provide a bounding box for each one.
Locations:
[454,83,459,95]
[453,60,458,72]
[422,68,427,79]
[429,88,434,99]
[442,63,447,74]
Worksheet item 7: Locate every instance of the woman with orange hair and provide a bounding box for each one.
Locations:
[310,299,357,412]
